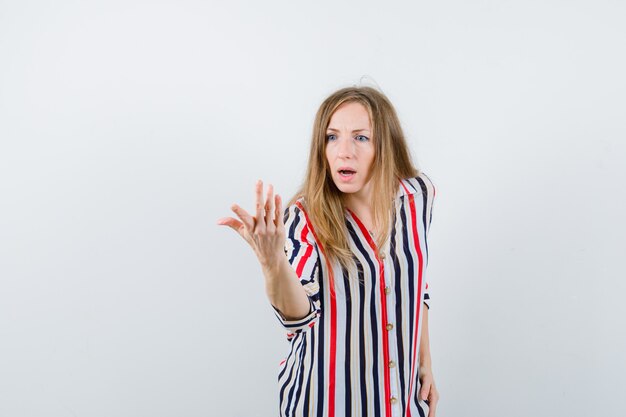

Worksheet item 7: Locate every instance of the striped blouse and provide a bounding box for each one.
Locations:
[271,172,436,417]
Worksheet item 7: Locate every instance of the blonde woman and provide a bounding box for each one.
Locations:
[218,86,439,417]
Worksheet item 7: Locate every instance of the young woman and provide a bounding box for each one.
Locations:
[218,86,439,417]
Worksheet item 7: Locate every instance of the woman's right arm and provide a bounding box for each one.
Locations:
[217,180,312,321]
[262,254,312,321]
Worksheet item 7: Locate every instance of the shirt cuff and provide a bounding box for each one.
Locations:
[271,297,319,334]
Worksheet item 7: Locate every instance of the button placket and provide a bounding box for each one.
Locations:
[348,210,398,415]
[380,249,395,412]
[382,246,401,416]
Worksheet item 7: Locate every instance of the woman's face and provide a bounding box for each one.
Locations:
[325,101,375,201]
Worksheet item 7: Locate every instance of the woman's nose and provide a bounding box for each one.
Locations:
[337,137,354,158]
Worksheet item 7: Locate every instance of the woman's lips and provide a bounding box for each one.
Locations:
[338,169,356,181]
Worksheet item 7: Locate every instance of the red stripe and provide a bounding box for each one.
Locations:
[295,224,314,278]
[346,208,392,417]
[295,201,337,417]
[400,181,424,417]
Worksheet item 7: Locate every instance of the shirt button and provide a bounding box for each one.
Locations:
[386,323,394,331]
[384,286,391,295]
[380,252,386,259]
[389,360,396,368]
[390,396,397,404]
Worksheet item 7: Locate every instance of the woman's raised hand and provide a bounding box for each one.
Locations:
[217,180,286,272]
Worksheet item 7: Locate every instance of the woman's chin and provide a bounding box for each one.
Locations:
[334,183,361,194]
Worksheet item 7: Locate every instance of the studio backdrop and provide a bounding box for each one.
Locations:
[0,1,624,416]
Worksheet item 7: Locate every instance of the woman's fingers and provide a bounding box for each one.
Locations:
[224,180,280,237]
[218,181,284,258]
[216,216,253,245]
[231,204,255,231]
[428,402,437,417]
[265,184,275,232]
[428,394,437,417]
[275,194,284,231]
[421,381,430,401]
[426,383,439,417]
[216,217,244,233]
[255,180,265,233]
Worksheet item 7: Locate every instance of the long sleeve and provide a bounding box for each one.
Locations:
[421,172,436,310]
[270,202,322,335]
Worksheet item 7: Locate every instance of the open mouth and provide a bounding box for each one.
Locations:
[338,169,356,179]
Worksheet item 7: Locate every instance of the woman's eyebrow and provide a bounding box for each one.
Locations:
[326,127,371,133]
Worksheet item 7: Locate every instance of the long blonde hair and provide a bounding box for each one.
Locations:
[289,86,419,268]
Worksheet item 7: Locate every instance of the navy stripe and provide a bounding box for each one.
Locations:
[286,206,302,265]
[347,220,381,414]
[315,260,325,417]
[341,266,352,417]
[286,333,308,416]
[390,206,407,417]
[400,195,416,389]
[356,257,368,415]
[416,176,429,263]
[279,335,304,412]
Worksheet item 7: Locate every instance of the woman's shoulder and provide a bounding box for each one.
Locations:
[283,196,309,223]
[284,195,307,211]
[398,170,436,197]
[283,196,319,246]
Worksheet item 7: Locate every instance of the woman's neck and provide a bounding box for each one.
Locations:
[344,195,376,235]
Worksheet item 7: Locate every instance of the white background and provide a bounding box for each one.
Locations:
[1,1,624,416]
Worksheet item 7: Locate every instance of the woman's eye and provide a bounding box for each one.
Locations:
[326,134,337,141]
[356,135,369,142]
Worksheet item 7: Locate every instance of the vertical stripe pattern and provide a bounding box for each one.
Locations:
[272,173,436,417]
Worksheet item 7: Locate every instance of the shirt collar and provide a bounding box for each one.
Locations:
[396,177,422,199]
